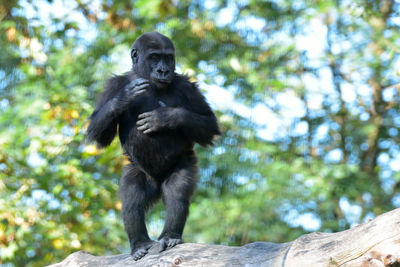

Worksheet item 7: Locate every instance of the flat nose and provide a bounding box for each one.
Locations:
[157,68,169,75]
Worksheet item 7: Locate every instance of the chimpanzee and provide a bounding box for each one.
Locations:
[87,32,220,260]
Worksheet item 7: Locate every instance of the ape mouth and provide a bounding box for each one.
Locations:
[156,78,171,84]
[152,78,171,89]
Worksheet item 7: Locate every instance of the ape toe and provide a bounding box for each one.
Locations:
[159,237,183,252]
[131,241,154,261]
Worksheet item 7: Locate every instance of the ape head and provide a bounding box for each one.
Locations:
[131,32,175,89]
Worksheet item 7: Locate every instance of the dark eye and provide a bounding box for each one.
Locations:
[150,54,160,61]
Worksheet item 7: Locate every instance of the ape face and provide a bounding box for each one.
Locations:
[131,32,176,89]
[145,47,175,88]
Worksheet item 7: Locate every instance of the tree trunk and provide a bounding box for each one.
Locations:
[48,207,400,267]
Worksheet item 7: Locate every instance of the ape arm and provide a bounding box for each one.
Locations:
[87,98,119,148]
[136,81,219,146]
[137,106,218,146]
[178,108,219,146]
[87,75,149,147]
[179,83,220,146]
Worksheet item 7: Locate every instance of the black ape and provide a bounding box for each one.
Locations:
[87,32,220,260]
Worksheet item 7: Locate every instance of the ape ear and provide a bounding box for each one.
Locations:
[131,49,138,64]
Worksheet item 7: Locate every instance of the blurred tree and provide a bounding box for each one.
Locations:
[0,0,399,266]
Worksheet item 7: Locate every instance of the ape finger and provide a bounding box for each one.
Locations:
[125,80,149,98]
[168,238,183,248]
[136,118,148,126]
[138,112,153,119]
[131,82,149,92]
[159,239,167,252]
[132,249,147,261]
[137,124,150,132]
[127,78,148,88]
[132,89,146,97]
[143,128,154,134]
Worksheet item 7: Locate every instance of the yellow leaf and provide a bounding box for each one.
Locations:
[115,201,122,210]
[84,145,98,155]
[6,28,16,42]
[70,110,79,119]
[53,239,63,249]
[43,103,51,110]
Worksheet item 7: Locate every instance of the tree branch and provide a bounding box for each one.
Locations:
[49,208,400,267]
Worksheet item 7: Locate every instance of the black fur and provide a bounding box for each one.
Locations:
[87,32,219,260]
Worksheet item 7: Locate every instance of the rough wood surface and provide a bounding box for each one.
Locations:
[48,207,400,267]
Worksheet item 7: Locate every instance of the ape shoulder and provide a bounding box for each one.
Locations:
[172,74,212,114]
[172,74,195,90]
[94,72,132,109]
[87,72,135,148]
[170,74,220,145]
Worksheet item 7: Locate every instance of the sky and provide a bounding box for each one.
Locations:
[18,0,400,230]
[20,0,387,145]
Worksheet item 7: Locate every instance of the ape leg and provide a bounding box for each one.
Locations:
[119,164,160,260]
[158,156,197,252]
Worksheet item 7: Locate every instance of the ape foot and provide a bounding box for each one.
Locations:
[159,236,184,252]
[131,240,155,261]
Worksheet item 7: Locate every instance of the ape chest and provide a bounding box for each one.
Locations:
[129,93,182,116]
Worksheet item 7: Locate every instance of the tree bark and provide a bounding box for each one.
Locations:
[48,207,400,267]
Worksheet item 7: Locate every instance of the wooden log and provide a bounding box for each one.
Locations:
[48,207,400,267]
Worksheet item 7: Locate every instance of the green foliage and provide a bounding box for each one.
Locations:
[1,0,400,266]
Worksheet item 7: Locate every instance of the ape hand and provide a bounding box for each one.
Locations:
[118,78,149,106]
[136,107,184,134]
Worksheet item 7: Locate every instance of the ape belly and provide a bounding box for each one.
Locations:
[122,127,192,179]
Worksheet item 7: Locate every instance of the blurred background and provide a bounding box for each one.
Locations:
[1,0,400,266]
